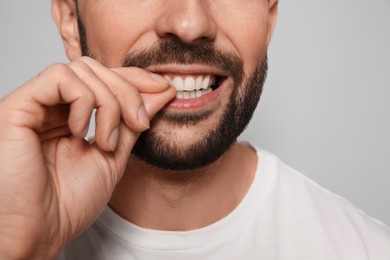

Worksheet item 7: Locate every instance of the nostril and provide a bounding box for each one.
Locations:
[163,33,181,42]
[159,30,214,45]
[155,4,217,44]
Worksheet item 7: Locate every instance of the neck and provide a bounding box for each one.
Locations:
[109,142,258,231]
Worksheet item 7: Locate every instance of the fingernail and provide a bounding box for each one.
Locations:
[150,72,170,84]
[109,128,119,151]
[82,124,90,138]
[138,106,150,130]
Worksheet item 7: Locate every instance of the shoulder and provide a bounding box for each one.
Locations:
[255,148,390,258]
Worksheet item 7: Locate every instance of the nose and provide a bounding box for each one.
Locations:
[155,0,217,43]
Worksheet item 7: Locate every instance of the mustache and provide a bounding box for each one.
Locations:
[122,38,244,85]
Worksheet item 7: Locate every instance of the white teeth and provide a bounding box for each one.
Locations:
[202,75,211,90]
[176,92,184,99]
[162,74,219,99]
[172,77,184,91]
[195,76,203,90]
[175,89,212,99]
[184,77,196,91]
[183,92,190,99]
[166,75,215,92]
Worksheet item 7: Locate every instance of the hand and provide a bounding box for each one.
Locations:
[0,57,176,259]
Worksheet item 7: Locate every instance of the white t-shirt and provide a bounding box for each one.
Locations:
[58,148,390,260]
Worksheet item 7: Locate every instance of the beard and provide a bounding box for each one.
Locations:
[77,14,268,171]
[132,58,267,171]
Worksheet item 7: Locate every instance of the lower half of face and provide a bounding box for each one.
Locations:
[131,55,268,171]
[79,22,268,170]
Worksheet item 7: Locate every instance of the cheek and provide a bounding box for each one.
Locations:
[85,20,132,66]
[215,2,269,74]
[82,4,149,67]
[237,17,269,75]
[237,21,268,73]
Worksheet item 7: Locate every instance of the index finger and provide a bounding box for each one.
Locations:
[76,57,171,94]
[111,67,171,93]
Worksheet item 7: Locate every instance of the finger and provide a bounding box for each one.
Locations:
[140,87,177,118]
[77,57,169,132]
[15,63,96,139]
[112,67,171,93]
[39,104,70,133]
[39,125,72,143]
[112,87,177,166]
[78,57,171,93]
[38,104,71,141]
[68,60,121,151]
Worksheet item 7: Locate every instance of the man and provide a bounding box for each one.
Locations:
[0,0,389,259]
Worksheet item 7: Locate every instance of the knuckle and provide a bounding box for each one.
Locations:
[116,87,143,107]
[109,98,121,115]
[70,59,90,72]
[31,63,73,87]
[48,63,71,75]
[78,56,100,68]
[83,89,97,107]
[78,56,94,63]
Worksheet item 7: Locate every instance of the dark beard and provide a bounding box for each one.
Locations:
[125,41,267,171]
[76,11,268,171]
[130,49,267,171]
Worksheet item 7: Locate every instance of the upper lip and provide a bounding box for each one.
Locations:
[146,64,229,77]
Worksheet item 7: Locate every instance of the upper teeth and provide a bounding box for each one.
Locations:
[164,75,215,91]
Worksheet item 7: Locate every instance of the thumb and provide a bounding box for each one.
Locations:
[140,86,176,118]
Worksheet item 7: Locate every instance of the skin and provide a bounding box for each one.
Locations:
[0,0,277,259]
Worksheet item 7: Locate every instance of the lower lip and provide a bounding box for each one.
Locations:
[166,81,227,110]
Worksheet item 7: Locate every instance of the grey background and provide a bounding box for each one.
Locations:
[1,1,389,225]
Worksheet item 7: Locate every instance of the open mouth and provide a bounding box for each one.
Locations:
[162,74,226,99]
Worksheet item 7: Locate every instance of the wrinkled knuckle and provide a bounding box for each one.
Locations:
[83,89,97,107]
[78,56,99,67]
[79,56,94,63]
[49,63,71,75]
[76,57,91,67]
[35,63,65,81]
[69,59,88,70]
[117,87,143,107]
[131,89,144,105]
[111,99,121,115]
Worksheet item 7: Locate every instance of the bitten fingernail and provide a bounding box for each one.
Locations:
[109,128,119,151]
[138,106,150,130]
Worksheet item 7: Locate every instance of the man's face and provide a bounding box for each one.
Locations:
[72,0,276,170]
